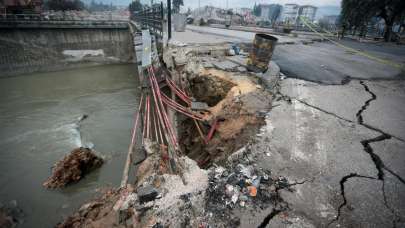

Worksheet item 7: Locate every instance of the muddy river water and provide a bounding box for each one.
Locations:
[0,64,141,227]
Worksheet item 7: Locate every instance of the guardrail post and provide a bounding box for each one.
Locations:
[167,0,172,40]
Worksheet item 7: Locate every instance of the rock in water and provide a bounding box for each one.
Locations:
[43,147,103,189]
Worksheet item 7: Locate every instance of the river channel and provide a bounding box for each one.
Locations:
[0,64,141,227]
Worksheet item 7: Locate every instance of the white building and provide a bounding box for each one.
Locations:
[260,4,271,20]
[282,4,299,24]
[299,5,317,22]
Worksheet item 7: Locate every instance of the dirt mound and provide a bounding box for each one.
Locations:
[43,147,103,189]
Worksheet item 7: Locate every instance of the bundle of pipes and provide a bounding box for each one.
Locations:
[121,65,205,188]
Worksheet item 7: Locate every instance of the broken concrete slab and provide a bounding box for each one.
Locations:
[212,60,239,71]
[137,185,159,204]
[226,55,248,68]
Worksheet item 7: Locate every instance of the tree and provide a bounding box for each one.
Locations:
[129,0,142,12]
[45,0,85,11]
[340,0,405,41]
[373,0,405,41]
[172,0,183,14]
[253,3,261,17]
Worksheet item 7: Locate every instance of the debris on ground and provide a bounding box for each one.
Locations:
[57,42,283,228]
[56,188,124,228]
[43,147,103,188]
[57,156,208,228]
[204,145,292,227]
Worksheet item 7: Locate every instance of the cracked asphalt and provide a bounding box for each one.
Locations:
[252,77,405,227]
[172,26,405,227]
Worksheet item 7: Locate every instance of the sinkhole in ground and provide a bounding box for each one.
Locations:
[178,70,272,168]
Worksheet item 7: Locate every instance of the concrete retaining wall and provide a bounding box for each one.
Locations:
[0,27,133,77]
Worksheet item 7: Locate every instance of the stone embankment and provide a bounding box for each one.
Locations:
[0,22,133,77]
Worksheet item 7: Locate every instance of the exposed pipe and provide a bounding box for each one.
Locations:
[121,94,144,188]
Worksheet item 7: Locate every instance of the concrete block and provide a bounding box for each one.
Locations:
[260,61,280,91]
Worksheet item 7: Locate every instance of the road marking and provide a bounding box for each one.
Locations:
[299,16,405,70]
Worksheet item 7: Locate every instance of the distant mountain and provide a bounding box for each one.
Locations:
[316,5,341,20]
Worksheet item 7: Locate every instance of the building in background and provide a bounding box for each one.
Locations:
[259,4,282,24]
[298,5,317,22]
[260,4,271,20]
[281,3,299,24]
[237,7,254,25]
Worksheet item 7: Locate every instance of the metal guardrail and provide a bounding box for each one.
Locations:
[0,13,128,22]
[131,3,164,38]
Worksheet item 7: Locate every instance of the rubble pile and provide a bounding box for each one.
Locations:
[43,147,103,188]
[203,146,291,227]
[57,141,209,227]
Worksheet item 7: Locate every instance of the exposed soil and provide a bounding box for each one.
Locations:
[55,188,127,228]
[189,75,236,107]
[43,147,103,189]
[180,69,272,168]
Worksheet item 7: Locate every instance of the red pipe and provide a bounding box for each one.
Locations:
[148,67,177,148]
[150,68,178,148]
[130,94,144,147]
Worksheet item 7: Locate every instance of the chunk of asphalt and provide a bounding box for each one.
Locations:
[137,185,159,204]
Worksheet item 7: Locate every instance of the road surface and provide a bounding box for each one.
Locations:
[174,26,405,227]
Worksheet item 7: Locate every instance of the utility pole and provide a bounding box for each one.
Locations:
[198,0,201,16]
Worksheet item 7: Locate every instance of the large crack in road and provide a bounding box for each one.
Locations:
[329,173,377,226]
[277,79,404,227]
[332,81,404,227]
